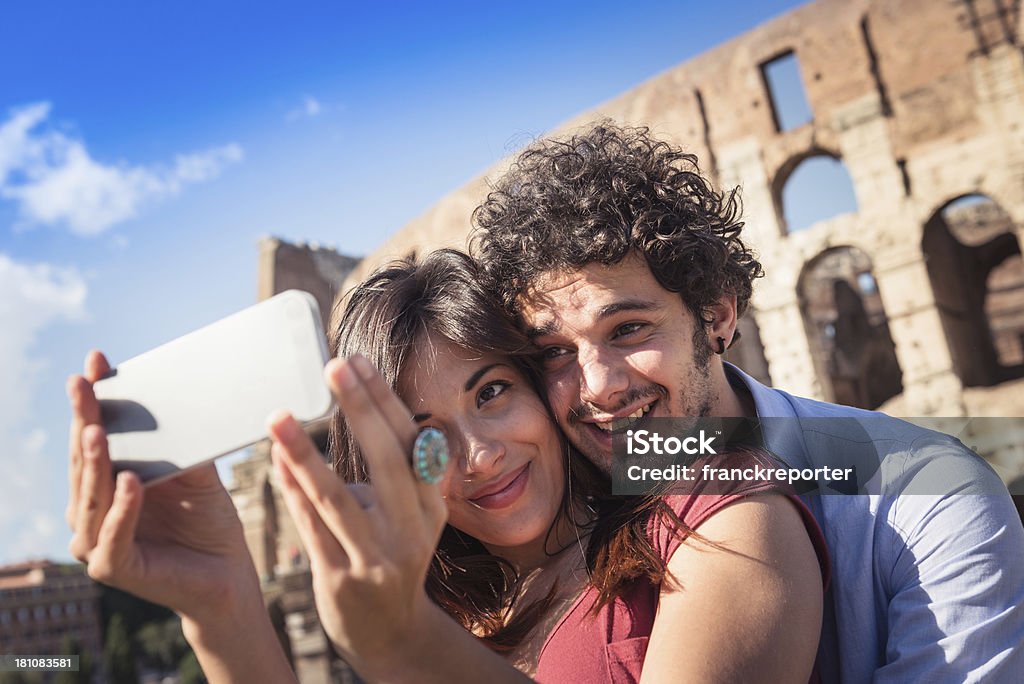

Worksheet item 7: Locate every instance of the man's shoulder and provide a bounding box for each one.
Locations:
[728,363,916,427]
[728,364,1005,492]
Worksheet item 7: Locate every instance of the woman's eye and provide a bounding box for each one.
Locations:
[477,381,509,406]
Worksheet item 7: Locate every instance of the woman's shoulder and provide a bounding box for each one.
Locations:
[647,449,779,545]
[648,449,830,586]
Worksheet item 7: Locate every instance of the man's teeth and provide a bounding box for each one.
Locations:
[594,404,652,432]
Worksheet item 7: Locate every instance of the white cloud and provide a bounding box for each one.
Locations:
[0,102,244,236]
[286,96,323,121]
[0,254,87,563]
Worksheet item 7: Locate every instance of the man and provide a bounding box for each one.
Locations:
[471,122,1024,682]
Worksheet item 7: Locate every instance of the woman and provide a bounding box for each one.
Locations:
[66,250,824,683]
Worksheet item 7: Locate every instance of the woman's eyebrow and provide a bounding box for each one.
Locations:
[464,363,504,391]
[409,364,507,422]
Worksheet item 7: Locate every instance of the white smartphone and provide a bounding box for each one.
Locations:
[93,290,334,485]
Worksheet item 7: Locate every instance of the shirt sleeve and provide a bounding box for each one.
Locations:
[873,436,1024,682]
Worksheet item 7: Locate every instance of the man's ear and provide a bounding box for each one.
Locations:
[706,294,739,350]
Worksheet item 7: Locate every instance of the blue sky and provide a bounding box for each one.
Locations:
[0,0,812,565]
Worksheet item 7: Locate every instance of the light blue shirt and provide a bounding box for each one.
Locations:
[728,364,1024,683]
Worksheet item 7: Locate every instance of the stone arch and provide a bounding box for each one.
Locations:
[773,150,859,235]
[797,246,903,408]
[922,194,1024,387]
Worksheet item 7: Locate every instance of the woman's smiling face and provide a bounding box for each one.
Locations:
[400,341,565,562]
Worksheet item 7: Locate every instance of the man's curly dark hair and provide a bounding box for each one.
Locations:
[470,122,763,325]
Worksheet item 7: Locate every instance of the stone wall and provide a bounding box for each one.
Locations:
[340,0,1024,482]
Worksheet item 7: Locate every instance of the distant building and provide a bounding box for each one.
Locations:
[230,236,362,684]
[0,560,103,668]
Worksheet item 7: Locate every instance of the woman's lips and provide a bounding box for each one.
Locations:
[469,463,530,510]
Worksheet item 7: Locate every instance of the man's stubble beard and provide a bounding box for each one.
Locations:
[689,318,715,418]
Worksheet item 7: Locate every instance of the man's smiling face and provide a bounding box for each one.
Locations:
[520,252,732,474]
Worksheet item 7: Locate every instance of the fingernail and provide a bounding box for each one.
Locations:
[351,355,375,380]
[116,471,133,493]
[338,359,359,389]
[272,411,300,442]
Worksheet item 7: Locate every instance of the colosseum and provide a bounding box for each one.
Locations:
[343,0,1024,477]
[233,0,1024,679]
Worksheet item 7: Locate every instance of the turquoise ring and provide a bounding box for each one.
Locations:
[412,428,449,484]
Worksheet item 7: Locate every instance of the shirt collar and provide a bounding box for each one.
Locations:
[723,362,812,469]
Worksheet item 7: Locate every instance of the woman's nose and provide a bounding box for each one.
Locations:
[461,429,505,475]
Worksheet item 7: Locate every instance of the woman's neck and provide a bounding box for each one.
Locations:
[483,498,594,573]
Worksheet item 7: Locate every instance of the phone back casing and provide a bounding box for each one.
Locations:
[93,290,334,484]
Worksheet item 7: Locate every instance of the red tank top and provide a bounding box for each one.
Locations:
[533,483,830,683]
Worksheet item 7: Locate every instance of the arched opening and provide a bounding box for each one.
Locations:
[776,152,859,234]
[722,311,772,387]
[798,246,903,408]
[922,194,1024,387]
[760,50,813,132]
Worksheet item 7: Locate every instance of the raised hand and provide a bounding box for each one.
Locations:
[66,351,255,617]
[66,351,295,683]
[267,355,449,680]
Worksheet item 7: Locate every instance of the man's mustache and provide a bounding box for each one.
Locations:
[568,385,668,423]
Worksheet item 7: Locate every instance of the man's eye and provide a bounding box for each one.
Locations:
[542,347,568,360]
[614,322,645,338]
[477,381,510,407]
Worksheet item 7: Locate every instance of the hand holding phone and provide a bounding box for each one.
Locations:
[66,350,298,682]
[93,290,334,484]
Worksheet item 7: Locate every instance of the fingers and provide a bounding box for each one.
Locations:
[66,351,111,527]
[420,483,449,539]
[340,356,448,524]
[271,443,349,572]
[267,411,374,564]
[327,358,428,518]
[69,425,115,562]
[85,350,111,382]
[330,357,418,446]
[346,483,376,510]
[87,472,144,586]
[66,376,94,526]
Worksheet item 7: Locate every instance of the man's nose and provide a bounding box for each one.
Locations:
[578,346,628,409]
